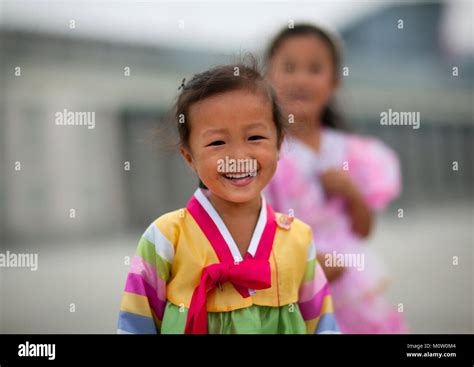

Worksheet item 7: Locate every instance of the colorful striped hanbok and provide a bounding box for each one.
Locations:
[118,188,340,334]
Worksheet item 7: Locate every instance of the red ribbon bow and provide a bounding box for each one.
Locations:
[184,258,271,334]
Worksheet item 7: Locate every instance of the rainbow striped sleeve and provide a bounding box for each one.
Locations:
[117,221,174,334]
[297,240,340,334]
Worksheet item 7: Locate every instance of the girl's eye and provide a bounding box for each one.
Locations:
[206,140,225,147]
[248,135,265,141]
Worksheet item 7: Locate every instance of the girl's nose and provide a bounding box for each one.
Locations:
[226,148,253,162]
[292,69,312,87]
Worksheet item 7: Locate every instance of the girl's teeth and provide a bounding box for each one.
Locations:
[224,172,256,179]
[225,173,248,179]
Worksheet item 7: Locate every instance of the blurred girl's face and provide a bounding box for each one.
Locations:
[267,34,338,124]
[180,89,280,205]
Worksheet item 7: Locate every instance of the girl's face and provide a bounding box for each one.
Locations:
[181,89,280,205]
[267,34,338,123]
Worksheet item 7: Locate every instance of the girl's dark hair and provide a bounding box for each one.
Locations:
[265,23,346,130]
[173,55,285,189]
[175,55,285,149]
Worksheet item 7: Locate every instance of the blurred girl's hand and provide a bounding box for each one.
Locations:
[317,254,346,283]
[320,168,359,199]
[320,168,373,238]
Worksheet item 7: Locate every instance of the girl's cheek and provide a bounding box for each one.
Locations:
[205,157,219,176]
[259,147,279,168]
[193,153,214,177]
[274,74,291,91]
[316,75,334,91]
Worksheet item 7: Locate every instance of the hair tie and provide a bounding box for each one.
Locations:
[178,78,186,91]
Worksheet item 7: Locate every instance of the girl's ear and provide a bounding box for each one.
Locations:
[180,145,196,172]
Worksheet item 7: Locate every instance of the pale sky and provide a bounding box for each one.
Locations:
[0,0,471,55]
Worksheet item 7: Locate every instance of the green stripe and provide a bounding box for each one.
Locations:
[302,258,316,282]
[136,237,171,282]
[160,302,307,334]
[155,253,171,282]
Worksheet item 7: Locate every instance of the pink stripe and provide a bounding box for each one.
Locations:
[187,196,234,263]
[254,203,277,260]
[299,280,318,303]
[298,283,330,320]
[125,273,166,319]
[187,197,251,297]
[186,196,276,263]
[298,264,327,302]
[186,194,277,300]
[129,256,166,302]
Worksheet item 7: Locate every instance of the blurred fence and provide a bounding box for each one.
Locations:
[357,122,473,207]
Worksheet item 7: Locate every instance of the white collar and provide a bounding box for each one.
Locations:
[193,188,267,262]
[284,128,346,172]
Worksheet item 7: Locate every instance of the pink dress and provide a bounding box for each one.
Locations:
[265,128,408,334]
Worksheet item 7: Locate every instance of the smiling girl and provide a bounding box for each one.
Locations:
[117,59,340,334]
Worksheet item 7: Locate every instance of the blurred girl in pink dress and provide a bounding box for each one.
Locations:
[264,24,408,333]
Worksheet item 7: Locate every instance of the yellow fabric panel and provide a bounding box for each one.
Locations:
[319,294,335,315]
[252,215,312,306]
[305,318,319,334]
[153,209,182,249]
[121,292,153,318]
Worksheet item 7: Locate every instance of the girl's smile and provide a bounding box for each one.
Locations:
[220,168,259,187]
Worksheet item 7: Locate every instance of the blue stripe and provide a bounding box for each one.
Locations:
[315,312,340,334]
[118,310,157,334]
